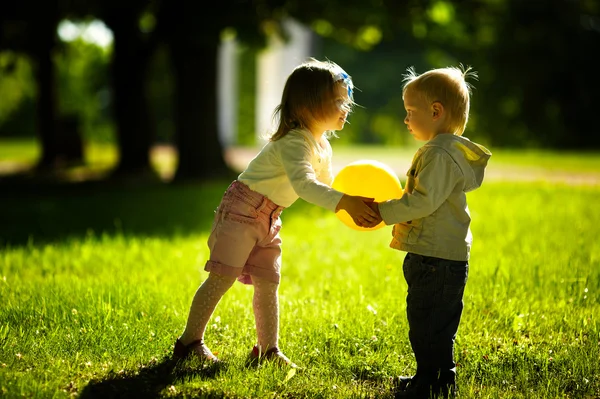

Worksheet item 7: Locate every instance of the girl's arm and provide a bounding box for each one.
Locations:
[279,134,380,225]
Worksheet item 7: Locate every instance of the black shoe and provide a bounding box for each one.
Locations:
[394,372,455,399]
[393,375,414,392]
[434,371,456,398]
[394,373,434,399]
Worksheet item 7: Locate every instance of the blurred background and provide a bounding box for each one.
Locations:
[1,0,599,184]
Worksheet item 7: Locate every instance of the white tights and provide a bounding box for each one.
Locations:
[251,275,280,351]
[180,273,280,351]
[180,273,235,345]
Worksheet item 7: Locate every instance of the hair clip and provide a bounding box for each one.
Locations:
[334,72,349,82]
[334,72,353,98]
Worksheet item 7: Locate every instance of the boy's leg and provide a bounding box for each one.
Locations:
[431,258,468,396]
[400,253,468,397]
[403,253,440,375]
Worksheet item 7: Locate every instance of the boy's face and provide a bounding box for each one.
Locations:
[402,88,438,141]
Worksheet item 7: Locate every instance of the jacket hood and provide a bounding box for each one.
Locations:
[428,134,491,192]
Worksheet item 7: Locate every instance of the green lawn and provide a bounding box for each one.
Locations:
[0,140,599,398]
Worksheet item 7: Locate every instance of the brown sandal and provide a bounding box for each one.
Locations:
[248,345,297,368]
[173,338,219,363]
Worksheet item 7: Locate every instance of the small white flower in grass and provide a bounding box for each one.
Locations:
[214,316,221,323]
[367,305,377,315]
[15,353,22,359]
[72,309,78,315]
[168,386,177,393]
[85,361,92,367]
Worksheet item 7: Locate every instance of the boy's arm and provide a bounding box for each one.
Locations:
[378,151,461,225]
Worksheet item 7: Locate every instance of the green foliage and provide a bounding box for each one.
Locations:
[0,52,37,137]
[0,147,599,398]
[55,38,113,143]
[3,0,599,151]
[236,45,257,146]
[146,45,175,144]
[0,52,36,121]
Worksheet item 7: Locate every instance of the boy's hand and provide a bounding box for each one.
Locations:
[362,201,382,227]
[336,194,380,227]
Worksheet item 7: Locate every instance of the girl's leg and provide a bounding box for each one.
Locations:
[251,275,280,351]
[179,272,236,345]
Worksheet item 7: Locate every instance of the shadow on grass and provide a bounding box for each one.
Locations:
[0,175,233,247]
[78,357,228,399]
[0,171,325,249]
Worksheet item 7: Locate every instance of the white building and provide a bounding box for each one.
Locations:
[217,19,314,146]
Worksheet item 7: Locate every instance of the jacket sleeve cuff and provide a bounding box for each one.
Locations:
[378,200,402,225]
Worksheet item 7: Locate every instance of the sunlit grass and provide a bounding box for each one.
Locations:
[1,164,599,398]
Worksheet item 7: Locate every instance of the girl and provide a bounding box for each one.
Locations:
[173,58,380,367]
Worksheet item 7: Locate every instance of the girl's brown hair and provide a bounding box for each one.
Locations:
[269,58,354,141]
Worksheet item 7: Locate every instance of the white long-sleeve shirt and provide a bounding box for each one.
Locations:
[237,128,344,212]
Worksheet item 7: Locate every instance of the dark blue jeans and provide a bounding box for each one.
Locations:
[403,252,469,378]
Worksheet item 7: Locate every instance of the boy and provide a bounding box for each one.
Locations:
[368,66,491,398]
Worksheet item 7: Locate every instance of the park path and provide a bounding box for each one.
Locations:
[225,147,600,186]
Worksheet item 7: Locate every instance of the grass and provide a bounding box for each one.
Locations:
[0,140,599,398]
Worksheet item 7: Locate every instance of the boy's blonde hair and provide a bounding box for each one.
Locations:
[402,65,477,136]
[269,58,355,141]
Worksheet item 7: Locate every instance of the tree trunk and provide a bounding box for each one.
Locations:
[105,11,156,180]
[32,7,59,170]
[170,34,234,182]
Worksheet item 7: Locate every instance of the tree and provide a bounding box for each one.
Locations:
[157,0,413,181]
[62,0,164,179]
[0,1,62,170]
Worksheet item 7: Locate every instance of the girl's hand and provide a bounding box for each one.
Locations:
[336,194,382,227]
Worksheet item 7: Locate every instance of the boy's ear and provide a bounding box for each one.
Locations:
[432,101,444,120]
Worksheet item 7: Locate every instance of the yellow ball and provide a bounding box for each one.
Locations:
[332,159,404,231]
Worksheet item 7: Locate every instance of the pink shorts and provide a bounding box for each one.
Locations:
[204,180,285,285]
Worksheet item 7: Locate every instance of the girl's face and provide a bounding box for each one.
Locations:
[403,88,437,141]
[312,82,351,135]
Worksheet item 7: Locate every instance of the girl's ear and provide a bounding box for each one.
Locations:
[432,101,444,120]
